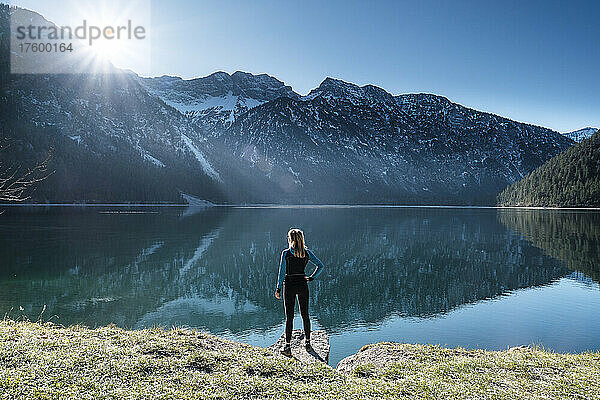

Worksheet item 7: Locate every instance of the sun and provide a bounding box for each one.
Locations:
[90,33,127,63]
[62,0,151,74]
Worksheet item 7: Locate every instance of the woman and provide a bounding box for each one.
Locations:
[275,228,325,356]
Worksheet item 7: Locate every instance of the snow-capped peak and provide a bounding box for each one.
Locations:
[137,70,300,129]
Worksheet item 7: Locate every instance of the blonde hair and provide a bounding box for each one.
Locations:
[287,228,307,258]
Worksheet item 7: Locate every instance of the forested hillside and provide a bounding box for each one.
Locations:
[497,130,600,207]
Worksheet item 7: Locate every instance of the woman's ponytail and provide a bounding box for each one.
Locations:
[287,228,307,258]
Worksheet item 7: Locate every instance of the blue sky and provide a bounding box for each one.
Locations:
[10,0,600,132]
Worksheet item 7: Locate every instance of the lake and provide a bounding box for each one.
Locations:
[1,206,599,366]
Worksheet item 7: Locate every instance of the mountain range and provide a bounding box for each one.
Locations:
[0,5,576,204]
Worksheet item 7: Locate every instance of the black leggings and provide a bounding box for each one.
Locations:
[283,280,310,343]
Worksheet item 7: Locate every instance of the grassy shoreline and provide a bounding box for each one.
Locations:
[1,320,599,399]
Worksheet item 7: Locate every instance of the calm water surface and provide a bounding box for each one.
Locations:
[1,206,599,365]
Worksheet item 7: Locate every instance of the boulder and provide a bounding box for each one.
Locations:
[268,330,329,364]
[336,342,493,374]
[336,342,424,374]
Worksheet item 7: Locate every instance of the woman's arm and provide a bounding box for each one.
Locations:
[306,249,325,280]
[276,250,287,290]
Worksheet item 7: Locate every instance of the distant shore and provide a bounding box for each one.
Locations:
[3,203,600,210]
[1,320,598,399]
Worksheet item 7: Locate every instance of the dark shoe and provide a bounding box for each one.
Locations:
[281,345,292,357]
[305,341,312,352]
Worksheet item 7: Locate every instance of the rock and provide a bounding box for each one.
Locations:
[267,330,329,364]
[336,342,422,374]
[336,342,496,374]
[508,345,530,352]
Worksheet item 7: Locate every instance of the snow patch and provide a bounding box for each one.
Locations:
[181,193,215,207]
[143,153,165,168]
[136,145,165,167]
[154,90,266,116]
[69,135,82,144]
[181,134,222,182]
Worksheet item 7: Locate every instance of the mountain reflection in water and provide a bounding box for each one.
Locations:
[1,206,599,364]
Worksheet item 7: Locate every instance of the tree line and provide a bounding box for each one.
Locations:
[497,130,600,207]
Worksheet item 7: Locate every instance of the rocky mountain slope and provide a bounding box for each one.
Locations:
[1,4,575,204]
[221,78,572,203]
[563,127,599,142]
[138,72,298,133]
[1,5,279,203]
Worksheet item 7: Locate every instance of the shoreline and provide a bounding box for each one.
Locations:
[1,320,598,399]
[2,203,600,210]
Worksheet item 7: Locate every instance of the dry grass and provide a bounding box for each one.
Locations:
[1,320,599,399]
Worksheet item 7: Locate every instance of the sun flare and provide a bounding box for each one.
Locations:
[56,0,151,73]
[89,34,127,63]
